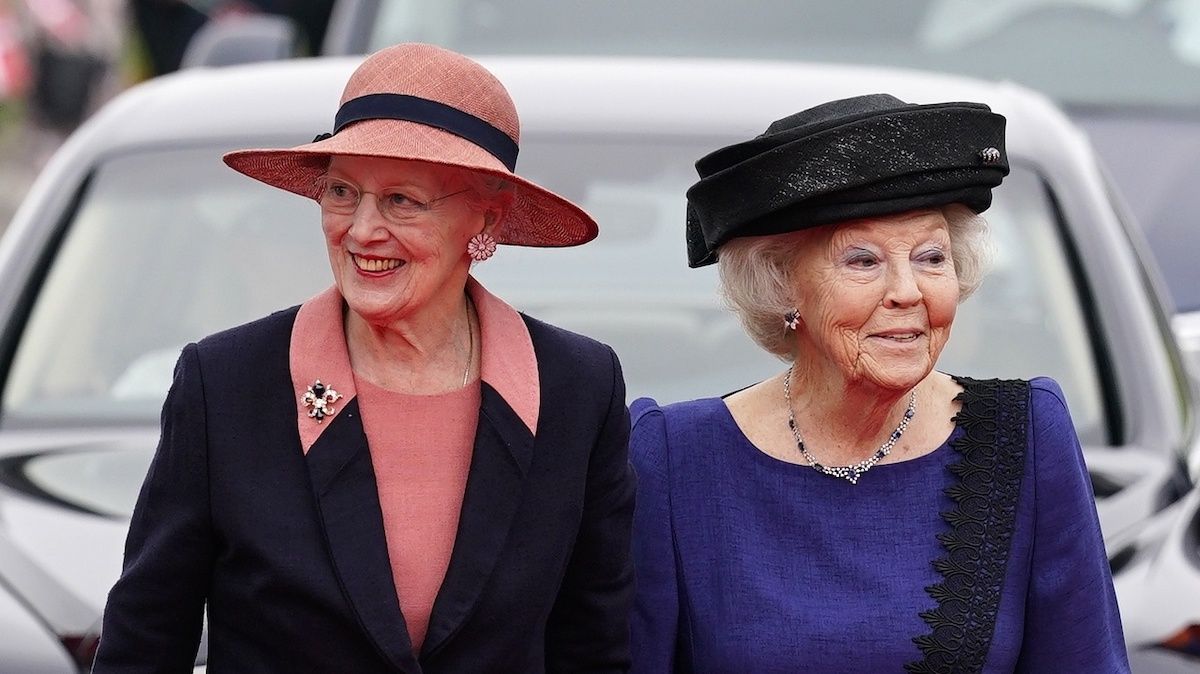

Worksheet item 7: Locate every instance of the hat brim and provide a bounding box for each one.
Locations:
[223,118,597,248]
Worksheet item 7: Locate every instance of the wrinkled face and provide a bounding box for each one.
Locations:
[790,209,959,391]
[320,156,484,326]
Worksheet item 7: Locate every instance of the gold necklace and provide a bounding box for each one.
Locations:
[462,296,474,387]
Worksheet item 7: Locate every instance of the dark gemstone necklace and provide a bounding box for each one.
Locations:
[783,365,916,485]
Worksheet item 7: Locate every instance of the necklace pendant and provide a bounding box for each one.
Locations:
[784,364,917,487]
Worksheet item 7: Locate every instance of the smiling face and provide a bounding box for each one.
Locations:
[320,156,489,327]
[789,209,960,392]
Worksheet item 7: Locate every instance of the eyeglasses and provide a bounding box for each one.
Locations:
[317,176,469,223]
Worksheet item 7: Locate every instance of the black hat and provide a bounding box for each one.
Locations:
[685,93,1009,267]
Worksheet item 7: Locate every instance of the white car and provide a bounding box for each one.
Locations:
[313,0,1200,389]
[0,55,1197,671]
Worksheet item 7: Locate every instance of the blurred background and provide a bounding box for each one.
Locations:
[4,0,1200,313]
[3,0,1200,671]
[0,0,336,227]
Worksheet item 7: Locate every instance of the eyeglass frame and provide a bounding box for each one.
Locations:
[316,174,472,223]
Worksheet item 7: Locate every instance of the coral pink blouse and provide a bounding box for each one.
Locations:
[354,377,479,649]
[288,277,539,651]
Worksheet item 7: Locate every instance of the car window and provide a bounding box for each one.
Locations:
[1,147,332,427]
[0,139,1104,445]
[367,0,1200,109]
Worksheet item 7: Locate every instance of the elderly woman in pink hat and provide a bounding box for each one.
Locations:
[93,44,634,673]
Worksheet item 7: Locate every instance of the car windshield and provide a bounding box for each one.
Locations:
[1,140,1105,446]
[2,147,333,427]
[368,0,1200,110]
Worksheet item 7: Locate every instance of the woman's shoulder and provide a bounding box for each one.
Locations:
[952,374,1082,474]
[191,305,300,371]
[948,372,1061,394]
[629,396,729,453]
[629,397,731,482]
[948,374,1069,416]
[519,312,617,368]
[1027,376,1069,411]
[631,396,728,427]
[1024,376,1083,452]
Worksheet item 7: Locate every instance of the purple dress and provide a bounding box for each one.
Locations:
[629,377,1130,673]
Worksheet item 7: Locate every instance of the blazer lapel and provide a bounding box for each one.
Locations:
[420,383,536,657]
[305,398,421,673]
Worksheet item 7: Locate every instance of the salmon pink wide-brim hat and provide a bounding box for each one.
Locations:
[223,42,598,247]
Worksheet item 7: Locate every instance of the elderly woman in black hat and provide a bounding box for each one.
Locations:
[93,43,634,673]
[629,95,1129,672]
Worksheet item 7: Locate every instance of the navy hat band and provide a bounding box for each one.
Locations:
[332,93,520,171]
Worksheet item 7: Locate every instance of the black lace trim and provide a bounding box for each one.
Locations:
[904,377,1030,674]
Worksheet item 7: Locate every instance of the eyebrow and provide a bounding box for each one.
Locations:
[324,174,437,192]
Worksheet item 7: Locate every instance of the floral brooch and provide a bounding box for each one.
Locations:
[301,379,343,423]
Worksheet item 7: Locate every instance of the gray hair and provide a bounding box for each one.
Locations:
[717,204,992,358]
[456,169,516,214]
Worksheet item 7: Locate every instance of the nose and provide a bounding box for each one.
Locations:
[884,260,923,308]
[344,197,390,243]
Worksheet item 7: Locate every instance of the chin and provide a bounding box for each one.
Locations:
[861,360,934,392]
[341,286,408,323]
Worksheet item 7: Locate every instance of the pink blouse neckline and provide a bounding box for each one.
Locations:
[289,277,540,453]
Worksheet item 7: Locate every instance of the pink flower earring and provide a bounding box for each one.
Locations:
[783,309,800,330]
[467,232,497,262]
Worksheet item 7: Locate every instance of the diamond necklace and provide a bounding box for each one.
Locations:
[783,364,916,485]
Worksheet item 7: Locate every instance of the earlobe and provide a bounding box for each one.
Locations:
[784,309,801,330]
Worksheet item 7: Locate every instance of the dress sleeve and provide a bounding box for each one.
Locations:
[1015,378,1131,673]
[545,346,636,673]
[629,398,682,673]
[93,344,214,672]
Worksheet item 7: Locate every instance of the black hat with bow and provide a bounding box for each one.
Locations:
[685,93,1009,267]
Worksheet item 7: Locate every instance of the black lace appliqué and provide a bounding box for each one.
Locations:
[905,377,1030,674]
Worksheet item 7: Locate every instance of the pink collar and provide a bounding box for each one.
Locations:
[290,277,540,453]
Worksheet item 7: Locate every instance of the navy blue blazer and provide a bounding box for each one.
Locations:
[93,304,635,673]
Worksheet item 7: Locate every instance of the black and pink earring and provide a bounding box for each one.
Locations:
[467,232,497,262]
[783,309,800,331]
